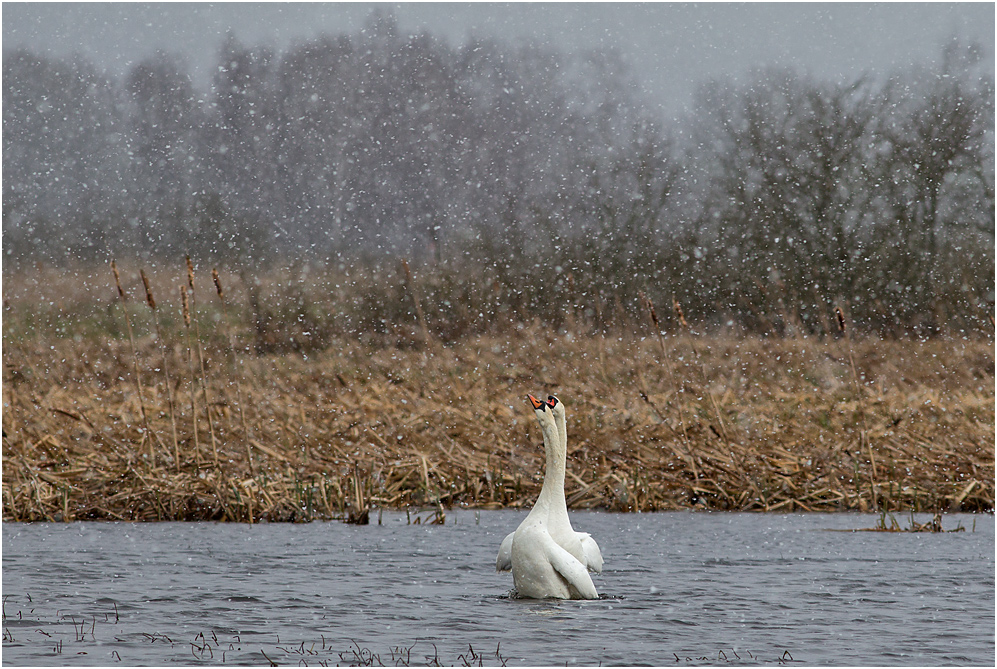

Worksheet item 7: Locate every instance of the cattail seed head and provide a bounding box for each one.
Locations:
[140,269,156,311]
[212,268,224,299]
[185,255,195,292]
[638,291,660,328]
[835,306,847,333]
[180,285,191,327]
[673,297,689,329]
[111,260,126,300]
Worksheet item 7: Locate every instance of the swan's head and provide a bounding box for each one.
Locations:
[547,395,565,422]
[527,394,548,412]
[527,394,557,430]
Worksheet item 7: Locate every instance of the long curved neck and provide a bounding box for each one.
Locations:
[536,417,566,508]
[554,409,567,468]
[551,408,568,509]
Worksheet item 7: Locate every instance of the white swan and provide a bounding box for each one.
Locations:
[498,395,598,600]
[495,395,603,573]
[547,395,604,573]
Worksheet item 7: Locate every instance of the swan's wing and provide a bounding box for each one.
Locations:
[578,533,604,573]
[546,541,599,600]
[496,531,515,572]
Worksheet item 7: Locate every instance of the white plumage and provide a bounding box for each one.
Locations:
[495,395,601,599]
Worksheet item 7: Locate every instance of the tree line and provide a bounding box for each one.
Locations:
[3,12,993,335]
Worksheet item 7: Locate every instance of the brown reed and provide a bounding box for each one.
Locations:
[345,463,370,524]
[836,304,874,504]
[672,295,690,330]
[2,266,993,521]
[180,284,201,465]
[836,305,861,386]
[141,268,179,470]
[638,290,691,449]
[110,260,150,440]
[186,257,219,468]
[5,326,992,521]
[212,268,224,299]
[212,268,254,477]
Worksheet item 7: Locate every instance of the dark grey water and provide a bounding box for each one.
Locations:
[2,511,993,666]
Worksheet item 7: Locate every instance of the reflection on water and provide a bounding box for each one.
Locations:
[2,511,994,666]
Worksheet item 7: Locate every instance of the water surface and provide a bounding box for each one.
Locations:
[2,511,993,665]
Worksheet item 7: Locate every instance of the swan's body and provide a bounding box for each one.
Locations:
[496,396,603,574]
[502,395,598,599]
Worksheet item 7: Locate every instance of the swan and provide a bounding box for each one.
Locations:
[495,396,603,573]
[501,394,599,599]
[547,395,604,573]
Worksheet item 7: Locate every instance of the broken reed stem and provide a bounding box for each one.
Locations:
[346,462,370,524]
[181,285,201,467]
[401,258,434,351]
[639,291,690,448]
[111,260,150,441]
[141,269,179,470]
[640,290,669,362]
[187,257,219,469]
[214,269,253,476]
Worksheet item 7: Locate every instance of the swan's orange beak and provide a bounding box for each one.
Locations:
[547,395,559,408]
[527,394,546,411]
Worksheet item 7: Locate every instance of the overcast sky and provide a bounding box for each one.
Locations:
[3,2,994,119]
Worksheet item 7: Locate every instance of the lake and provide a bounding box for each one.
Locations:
[2,511,993,666]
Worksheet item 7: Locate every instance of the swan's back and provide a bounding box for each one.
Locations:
[512,517,598,600]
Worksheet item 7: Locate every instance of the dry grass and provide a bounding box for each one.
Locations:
[2,265,993,521]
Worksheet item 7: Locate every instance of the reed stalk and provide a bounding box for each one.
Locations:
[213,269,253,476]
[180,285,201,466]
[639,291,691,448]
[346,463,370,524]
[110,260,150,442]
[401,259,434,351]
[837,305,874,507]
[141,269,179,469]
[187,257,219,468]
[836,306,860,385]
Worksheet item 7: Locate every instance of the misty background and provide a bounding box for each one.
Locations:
[2,3,994,336]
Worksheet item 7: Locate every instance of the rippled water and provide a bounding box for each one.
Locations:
[2,511,993,666]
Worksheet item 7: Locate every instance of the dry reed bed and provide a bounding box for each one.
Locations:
[3,303,993,520]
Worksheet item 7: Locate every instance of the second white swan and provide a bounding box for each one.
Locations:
[546,395,604,573]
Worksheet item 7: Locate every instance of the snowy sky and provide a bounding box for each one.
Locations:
[3,2,994,119]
